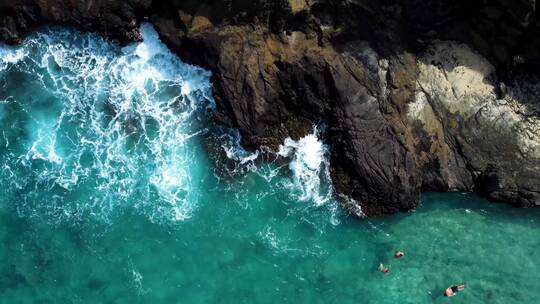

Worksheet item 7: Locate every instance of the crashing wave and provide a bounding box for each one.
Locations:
[0,45,27,71]
[0,23,214,224]
[220,127,334,207]
[277,129,333,207]
[220,127,348,225]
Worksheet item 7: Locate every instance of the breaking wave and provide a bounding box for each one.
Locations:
[0,23,213,224]
[0,44,27,71]
[277,129,333,207]
[220,128,343,226]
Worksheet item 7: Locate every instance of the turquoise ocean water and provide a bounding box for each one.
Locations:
[1,24,539,303]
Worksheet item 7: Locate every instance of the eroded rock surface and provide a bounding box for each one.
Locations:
[1,0,539,216]
[411,42,540,207]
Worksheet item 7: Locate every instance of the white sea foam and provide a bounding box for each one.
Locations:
[257,225,326,257]
[220,130,261,177]
[278,129,332,207]
[0,23,214,224]
[220,127,345,225]
[0,45,27,70]
[129,266,151,295]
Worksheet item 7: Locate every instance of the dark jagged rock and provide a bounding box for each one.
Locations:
[0,0,152,44]
[1,0,539,216]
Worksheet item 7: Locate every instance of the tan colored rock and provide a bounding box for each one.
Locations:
[408,41,540,203]
[190,15,213,33]
[288,0,310,13]
[412,41,540,160]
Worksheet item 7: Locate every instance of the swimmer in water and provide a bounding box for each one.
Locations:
[444,284,466,297]
[394,250,404,258]
[378,263,390,273]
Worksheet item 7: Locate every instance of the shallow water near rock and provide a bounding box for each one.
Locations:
[1,25,539,304]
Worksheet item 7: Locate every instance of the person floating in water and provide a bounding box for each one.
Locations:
[378,263,390,273]
[444,284,466,297]
[394,250,404,258]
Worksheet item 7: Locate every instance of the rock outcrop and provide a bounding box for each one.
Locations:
[148,0,540,215]
[411,42,540,207]
[1,0,539,216]
[0,0,151,44]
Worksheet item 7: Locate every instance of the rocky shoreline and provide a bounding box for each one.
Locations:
[1,0,539,216]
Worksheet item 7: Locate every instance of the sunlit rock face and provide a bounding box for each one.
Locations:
[410,42,540,206]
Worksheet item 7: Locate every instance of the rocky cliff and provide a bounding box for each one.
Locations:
[1,0,539,216]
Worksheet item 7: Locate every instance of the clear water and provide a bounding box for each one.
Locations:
[1,24,539,304]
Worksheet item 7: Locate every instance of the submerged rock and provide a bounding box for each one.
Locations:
[0,0,539,216]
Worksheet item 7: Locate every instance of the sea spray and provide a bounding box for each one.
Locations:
[0,44,26,71]
[0,24,214,224]
[278,129,333,207]
[220,127,343,225]
[220,126,334,208]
